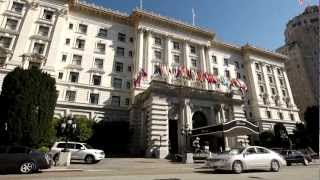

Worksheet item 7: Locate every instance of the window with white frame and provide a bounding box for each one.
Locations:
[271,87,276,95]
[69,23,73,30]
[173,41,180,50]
[94,58,103,69]
[96,43,105,53]
[42,9,54,21]
[75,39,85,49]
[5,18,18,31]
[282,89,287,97]
[113,78,122,88]
[116,47,125,56]
[266,110,271,118]
[191,59,197,67]
[0,56,6,67]
[115,62,123,72]
[61,54,67,62]
[11,1,24,13]
[58,72,63,79]
[65,90,76,102]
[259,85,264,93]
[154,50,161,59]
[290,113,294,121]
[97,28,108,38]
[154,37,161,46]
[72,55,82,65]
[190,45,196,54]
[173,55,180,64]
[111,96,120,106]
[213,68,219,76]
[235,61,239,68]
[126,81,131,89]
[78,24,88,34]
[28,62,41,69]
[90,93,99,104]
[212,55,217,64]
[92,75,101,86]
[268,76,274,84]
[38,25,50,37]
[65,38,70,45]
[0,36,12,49]
[69,72,79,83]
[224,58,229,66]
[128,50,133,57]
[255,63,260,70]
[118,33,126,42]
[237,72,241,79]
[33,42,45,54]
[225,70,230,79]
[278,112,283,120]
[125,98,130,105]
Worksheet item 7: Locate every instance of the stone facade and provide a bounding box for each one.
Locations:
[277,5,319,120]
[0,0,301,158]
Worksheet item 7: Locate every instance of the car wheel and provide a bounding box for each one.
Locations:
[20,161,36,174]
[85,155,95,164]
[270,160,280,172]
[303,158,309,166]
[232,161,243,174]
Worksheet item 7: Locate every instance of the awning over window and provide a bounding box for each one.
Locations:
[192,120,259,137]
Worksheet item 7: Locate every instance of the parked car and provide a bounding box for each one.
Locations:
[280,149,312,166]
[49,142,105,164]
[0,145,51,174]
[206,146,286,174]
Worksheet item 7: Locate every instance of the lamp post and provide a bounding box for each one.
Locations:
[60,118,77,152]
[181,124,192,153]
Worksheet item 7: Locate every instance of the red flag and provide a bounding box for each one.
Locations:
[298,0,304,5]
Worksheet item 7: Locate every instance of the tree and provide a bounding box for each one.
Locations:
[0,68,57,148]
[273,122,291,149]
[54,116,94,142]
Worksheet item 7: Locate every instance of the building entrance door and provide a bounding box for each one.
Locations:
[169,120,178,154]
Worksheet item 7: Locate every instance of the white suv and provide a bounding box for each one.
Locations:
[50,142,105,164]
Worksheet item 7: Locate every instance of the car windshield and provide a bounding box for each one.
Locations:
[222,148,245,155]
[84,144,93,149]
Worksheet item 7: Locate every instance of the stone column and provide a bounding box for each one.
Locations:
[146,30,153,82]
[283,71,295,107]
[135,28,144,75]
[200,46,208,89]
[272,66,284,106]
[183,40,190,69]
[261,63,272,104]
[224,137,230,151]
[165,35,172,83]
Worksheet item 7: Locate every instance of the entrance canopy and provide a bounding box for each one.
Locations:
[192,120,259,137]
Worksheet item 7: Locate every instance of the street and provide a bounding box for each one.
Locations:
[0,158,319,180]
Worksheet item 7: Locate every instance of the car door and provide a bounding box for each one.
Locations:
[0,146,9,171]
[73,144,85,160]
[255,147,272,168]
[67,143,77,160]
[243,147,260,169]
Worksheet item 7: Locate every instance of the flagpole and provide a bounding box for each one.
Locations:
[140,0,143,10]
[192,8,195,26]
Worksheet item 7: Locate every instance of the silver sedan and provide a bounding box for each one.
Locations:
[206,146,286,173]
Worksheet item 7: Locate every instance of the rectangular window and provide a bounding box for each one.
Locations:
[61,54,67,62]
[154,50,161,59]
[212,55,217,64]
[115,62,123,72]
[90,93,99,104]
[94,58,103,69]
[278,112,283,120]
[128,50,133,57]
[260,85,264,93]
[129,37,134,43]
[42,9,54,21]
[111,96,120,106]
[224,58,229,66]
[267,66,271,73]
[282,89,286,97]
[69,72,79,83]
[190,45,196,54]
[65,90,76,102]
[38,25,49,37]
[69,23,73,30]
[113,78,122,88]
[257,73,262,81]
[116,47,125,56]
[174,55,179,64]
[154,37,161,45]
[235,61,239,68]
[72,55,82,65]
[0,57,6,67]
[213,68,219,76]
[173,41,180,50]
[277,68,282,76]
[5,18,18,31]
[33,43,45,54]
[96,43,105,53]
[191,59,197,67]
[11,2,24,13]
[255,63,260,70]
[0,36,12,49]
[127,65,132,72]
[271,88,276,95]
[78,24,88,34]
[75,39,85,49]
[28,62,40,69]
[92,75,101,86]
[125,98,130,105]
[65,38,70,45]
[266,111,271,119]
[237,72,241,79]
[225,70,230,79]
[290,113,294,121]
[118,33,126,42]
[263,97,267,105]
[279,79,284,86]
[126,81,131,89]
[97,28,108,38]
[58,72,63,79]
[269,76,273,83]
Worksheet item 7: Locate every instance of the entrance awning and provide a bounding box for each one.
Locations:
[192,120,259,137]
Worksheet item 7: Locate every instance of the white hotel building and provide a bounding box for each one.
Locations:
[0,0,300,158]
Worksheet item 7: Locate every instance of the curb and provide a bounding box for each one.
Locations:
[41,168,84,172]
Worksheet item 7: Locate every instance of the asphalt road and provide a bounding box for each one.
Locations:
[0,158,319,180]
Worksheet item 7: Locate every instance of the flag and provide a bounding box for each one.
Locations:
[298,0,304,5]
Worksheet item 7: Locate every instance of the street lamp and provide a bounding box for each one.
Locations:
[181,124,192,153]
[60,117,77,152]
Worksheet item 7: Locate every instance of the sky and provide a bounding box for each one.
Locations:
[86,0,318,51]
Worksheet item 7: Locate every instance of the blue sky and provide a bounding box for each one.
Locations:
[86,0,318,51]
